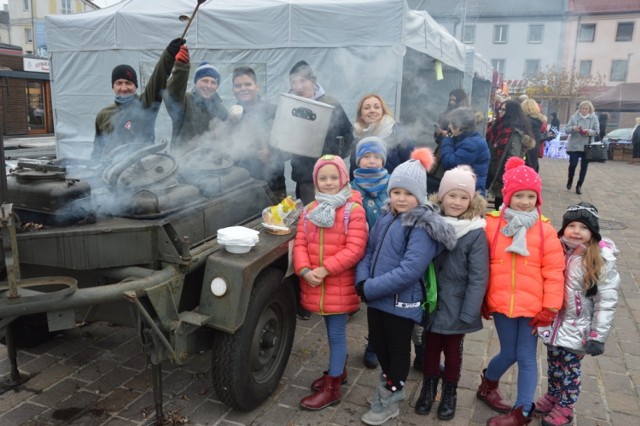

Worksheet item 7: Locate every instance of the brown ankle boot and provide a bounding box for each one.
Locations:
[486,404,534,426]
[300,375,342,410]
[476,369,512,413]
[310,365,347,391]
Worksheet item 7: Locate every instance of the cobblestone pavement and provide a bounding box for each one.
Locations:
[1,157,639,425]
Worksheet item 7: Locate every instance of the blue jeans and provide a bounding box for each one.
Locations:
[324,313,348,377]
[567,151,589,186]
[486,313,538,410]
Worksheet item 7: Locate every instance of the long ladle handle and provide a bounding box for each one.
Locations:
[180,0,206,39]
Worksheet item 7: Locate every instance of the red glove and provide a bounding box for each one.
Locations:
[175,45,190,63]
[528,308,557,328]
[481,302,492,320]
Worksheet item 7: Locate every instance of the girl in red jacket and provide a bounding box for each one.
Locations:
[477,157,565,426]
[293,155,368,411]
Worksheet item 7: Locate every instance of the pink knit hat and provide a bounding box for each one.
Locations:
[313,154,350,188]
[438,165,476,199]
[501,157,542,207]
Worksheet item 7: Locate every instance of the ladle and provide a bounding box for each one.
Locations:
[180,0,207,39]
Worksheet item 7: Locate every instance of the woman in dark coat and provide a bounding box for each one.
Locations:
[486,100,536,208]
[631,117,640,164]
[521,98,547,172]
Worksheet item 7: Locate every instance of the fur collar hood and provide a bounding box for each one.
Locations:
[428,192,487,221]
[383,200,457,251]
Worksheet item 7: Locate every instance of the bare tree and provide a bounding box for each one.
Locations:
[524,66,606,119]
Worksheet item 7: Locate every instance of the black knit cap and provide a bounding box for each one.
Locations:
[559,202,601,242]
[289,60,316,81]
[111,64,138,88]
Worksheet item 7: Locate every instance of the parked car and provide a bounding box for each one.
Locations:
[602,128,633,145]
[602,128,633,160]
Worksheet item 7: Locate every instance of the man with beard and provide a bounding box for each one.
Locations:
[163,42,228,156]
[91,38,183,161]
[229,66,286,199]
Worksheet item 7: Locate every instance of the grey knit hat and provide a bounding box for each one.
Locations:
[387,148,434,203]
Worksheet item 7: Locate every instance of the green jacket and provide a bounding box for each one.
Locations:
[163,61,228,155]
[91,49,174,161]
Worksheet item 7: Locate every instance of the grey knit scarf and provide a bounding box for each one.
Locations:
[307,185,353,228]
[501,208,539,256]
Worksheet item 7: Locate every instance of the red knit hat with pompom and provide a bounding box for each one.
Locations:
[387,148,434,203]
[501,157,542,207]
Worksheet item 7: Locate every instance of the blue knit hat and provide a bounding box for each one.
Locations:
[355,136,387,167]
[194,62,221,84]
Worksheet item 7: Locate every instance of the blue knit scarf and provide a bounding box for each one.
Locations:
[353,167,389,195]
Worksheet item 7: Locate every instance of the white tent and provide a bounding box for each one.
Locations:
[46,0,491,158]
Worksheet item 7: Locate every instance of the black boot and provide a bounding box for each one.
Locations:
[437,380,458,420]
[566,175,573,190]
[576,183,582,195]
[415,376,439,415]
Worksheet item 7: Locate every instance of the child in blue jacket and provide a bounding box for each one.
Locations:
[355,148,456,425]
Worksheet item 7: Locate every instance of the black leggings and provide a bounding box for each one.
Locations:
[367,307,415,389]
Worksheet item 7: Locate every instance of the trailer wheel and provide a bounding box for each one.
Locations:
[211,268,296,411]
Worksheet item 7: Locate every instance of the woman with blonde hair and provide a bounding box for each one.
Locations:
[521,98,547,172]
[564,100,599,194]
[350,94,415,175]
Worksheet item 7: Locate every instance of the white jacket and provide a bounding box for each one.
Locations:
[545,238,620,354]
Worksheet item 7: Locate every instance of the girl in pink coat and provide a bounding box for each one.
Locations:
[293,154,368,411]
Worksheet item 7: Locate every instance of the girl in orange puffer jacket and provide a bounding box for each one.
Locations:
[477,157,565,426]
[293,155,368,411]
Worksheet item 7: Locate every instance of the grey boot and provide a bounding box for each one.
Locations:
[361,385,403,425]
[366,375,406,406]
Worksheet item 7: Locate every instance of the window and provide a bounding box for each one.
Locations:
[610,60,628,81]
[579,24,596,42]
[25,28,33,43]
[616,22,634,42]
[579,60,592,77]
[492,59,506,75]
[462,25,476,44]
[493,25,508,43]
[23,0,29,11]
[524,60,540,77]
[528,24,544,43]
[61,0,72,14]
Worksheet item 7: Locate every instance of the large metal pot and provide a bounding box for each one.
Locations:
[269,93,334,158]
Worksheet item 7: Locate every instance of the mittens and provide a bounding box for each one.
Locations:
[528,308,557,328]
[585,340,605,356]
[355,281,367,302]
[175,45,190,63]
[481,302,492,320]
[167,38,186,58]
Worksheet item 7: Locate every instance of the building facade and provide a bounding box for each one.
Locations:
[0,43,52,135]
[8,0,98,57]
[564,0,640,85]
